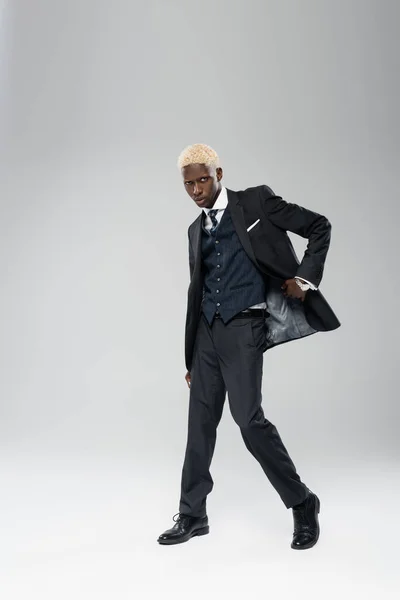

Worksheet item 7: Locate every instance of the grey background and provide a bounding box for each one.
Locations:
[0,1,399,598]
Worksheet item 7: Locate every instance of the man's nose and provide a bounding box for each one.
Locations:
[193,185,202,196]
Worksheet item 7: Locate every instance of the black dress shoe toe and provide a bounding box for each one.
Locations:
[157,513,209,545]
[291,491,320,550]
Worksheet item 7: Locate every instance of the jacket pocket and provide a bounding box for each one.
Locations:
[247,218,261,232]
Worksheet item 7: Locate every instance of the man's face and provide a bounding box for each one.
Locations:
[181,163,223,209]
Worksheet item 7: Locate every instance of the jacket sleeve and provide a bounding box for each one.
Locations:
[259,184,332,288]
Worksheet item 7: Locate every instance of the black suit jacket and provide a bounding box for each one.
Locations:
[185,184,340,372]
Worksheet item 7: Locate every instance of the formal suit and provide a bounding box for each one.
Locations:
[178,183,340,518]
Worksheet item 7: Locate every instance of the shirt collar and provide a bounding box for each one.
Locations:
[202,186,227,214]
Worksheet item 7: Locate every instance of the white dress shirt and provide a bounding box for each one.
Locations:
[202,187,317,310]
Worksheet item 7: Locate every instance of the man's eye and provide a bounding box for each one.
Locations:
[201,177,208,181]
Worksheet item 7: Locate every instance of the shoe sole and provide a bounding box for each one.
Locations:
[157,525,210,545]
[291,494,320,550]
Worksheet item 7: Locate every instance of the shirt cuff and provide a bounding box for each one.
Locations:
[295,276,318,291]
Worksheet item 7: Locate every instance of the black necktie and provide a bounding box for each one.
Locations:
[208,209,219,234]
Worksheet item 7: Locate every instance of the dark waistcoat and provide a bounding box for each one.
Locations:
[201,205,267,324]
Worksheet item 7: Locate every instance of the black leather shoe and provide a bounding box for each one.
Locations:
[157,513,209,545]
[291,491,320,550]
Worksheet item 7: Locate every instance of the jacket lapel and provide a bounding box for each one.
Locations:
[226,188,260,270]
[191,212,203,280]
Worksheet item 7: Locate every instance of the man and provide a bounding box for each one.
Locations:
[157,143,340,549]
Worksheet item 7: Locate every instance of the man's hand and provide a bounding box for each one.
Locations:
[185,371,191,388]
[281,278,306,302]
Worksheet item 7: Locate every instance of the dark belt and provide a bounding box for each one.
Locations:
[214,308,268,319]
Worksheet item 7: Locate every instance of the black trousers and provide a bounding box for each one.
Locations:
[179,311,310,517]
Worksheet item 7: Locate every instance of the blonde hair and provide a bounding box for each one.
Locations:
[177,143,220,170]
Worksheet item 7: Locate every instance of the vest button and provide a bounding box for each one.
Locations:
[216,303,220,306]
[216,290,219,293]
[217,265,220,268]
[217,252,221,256]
